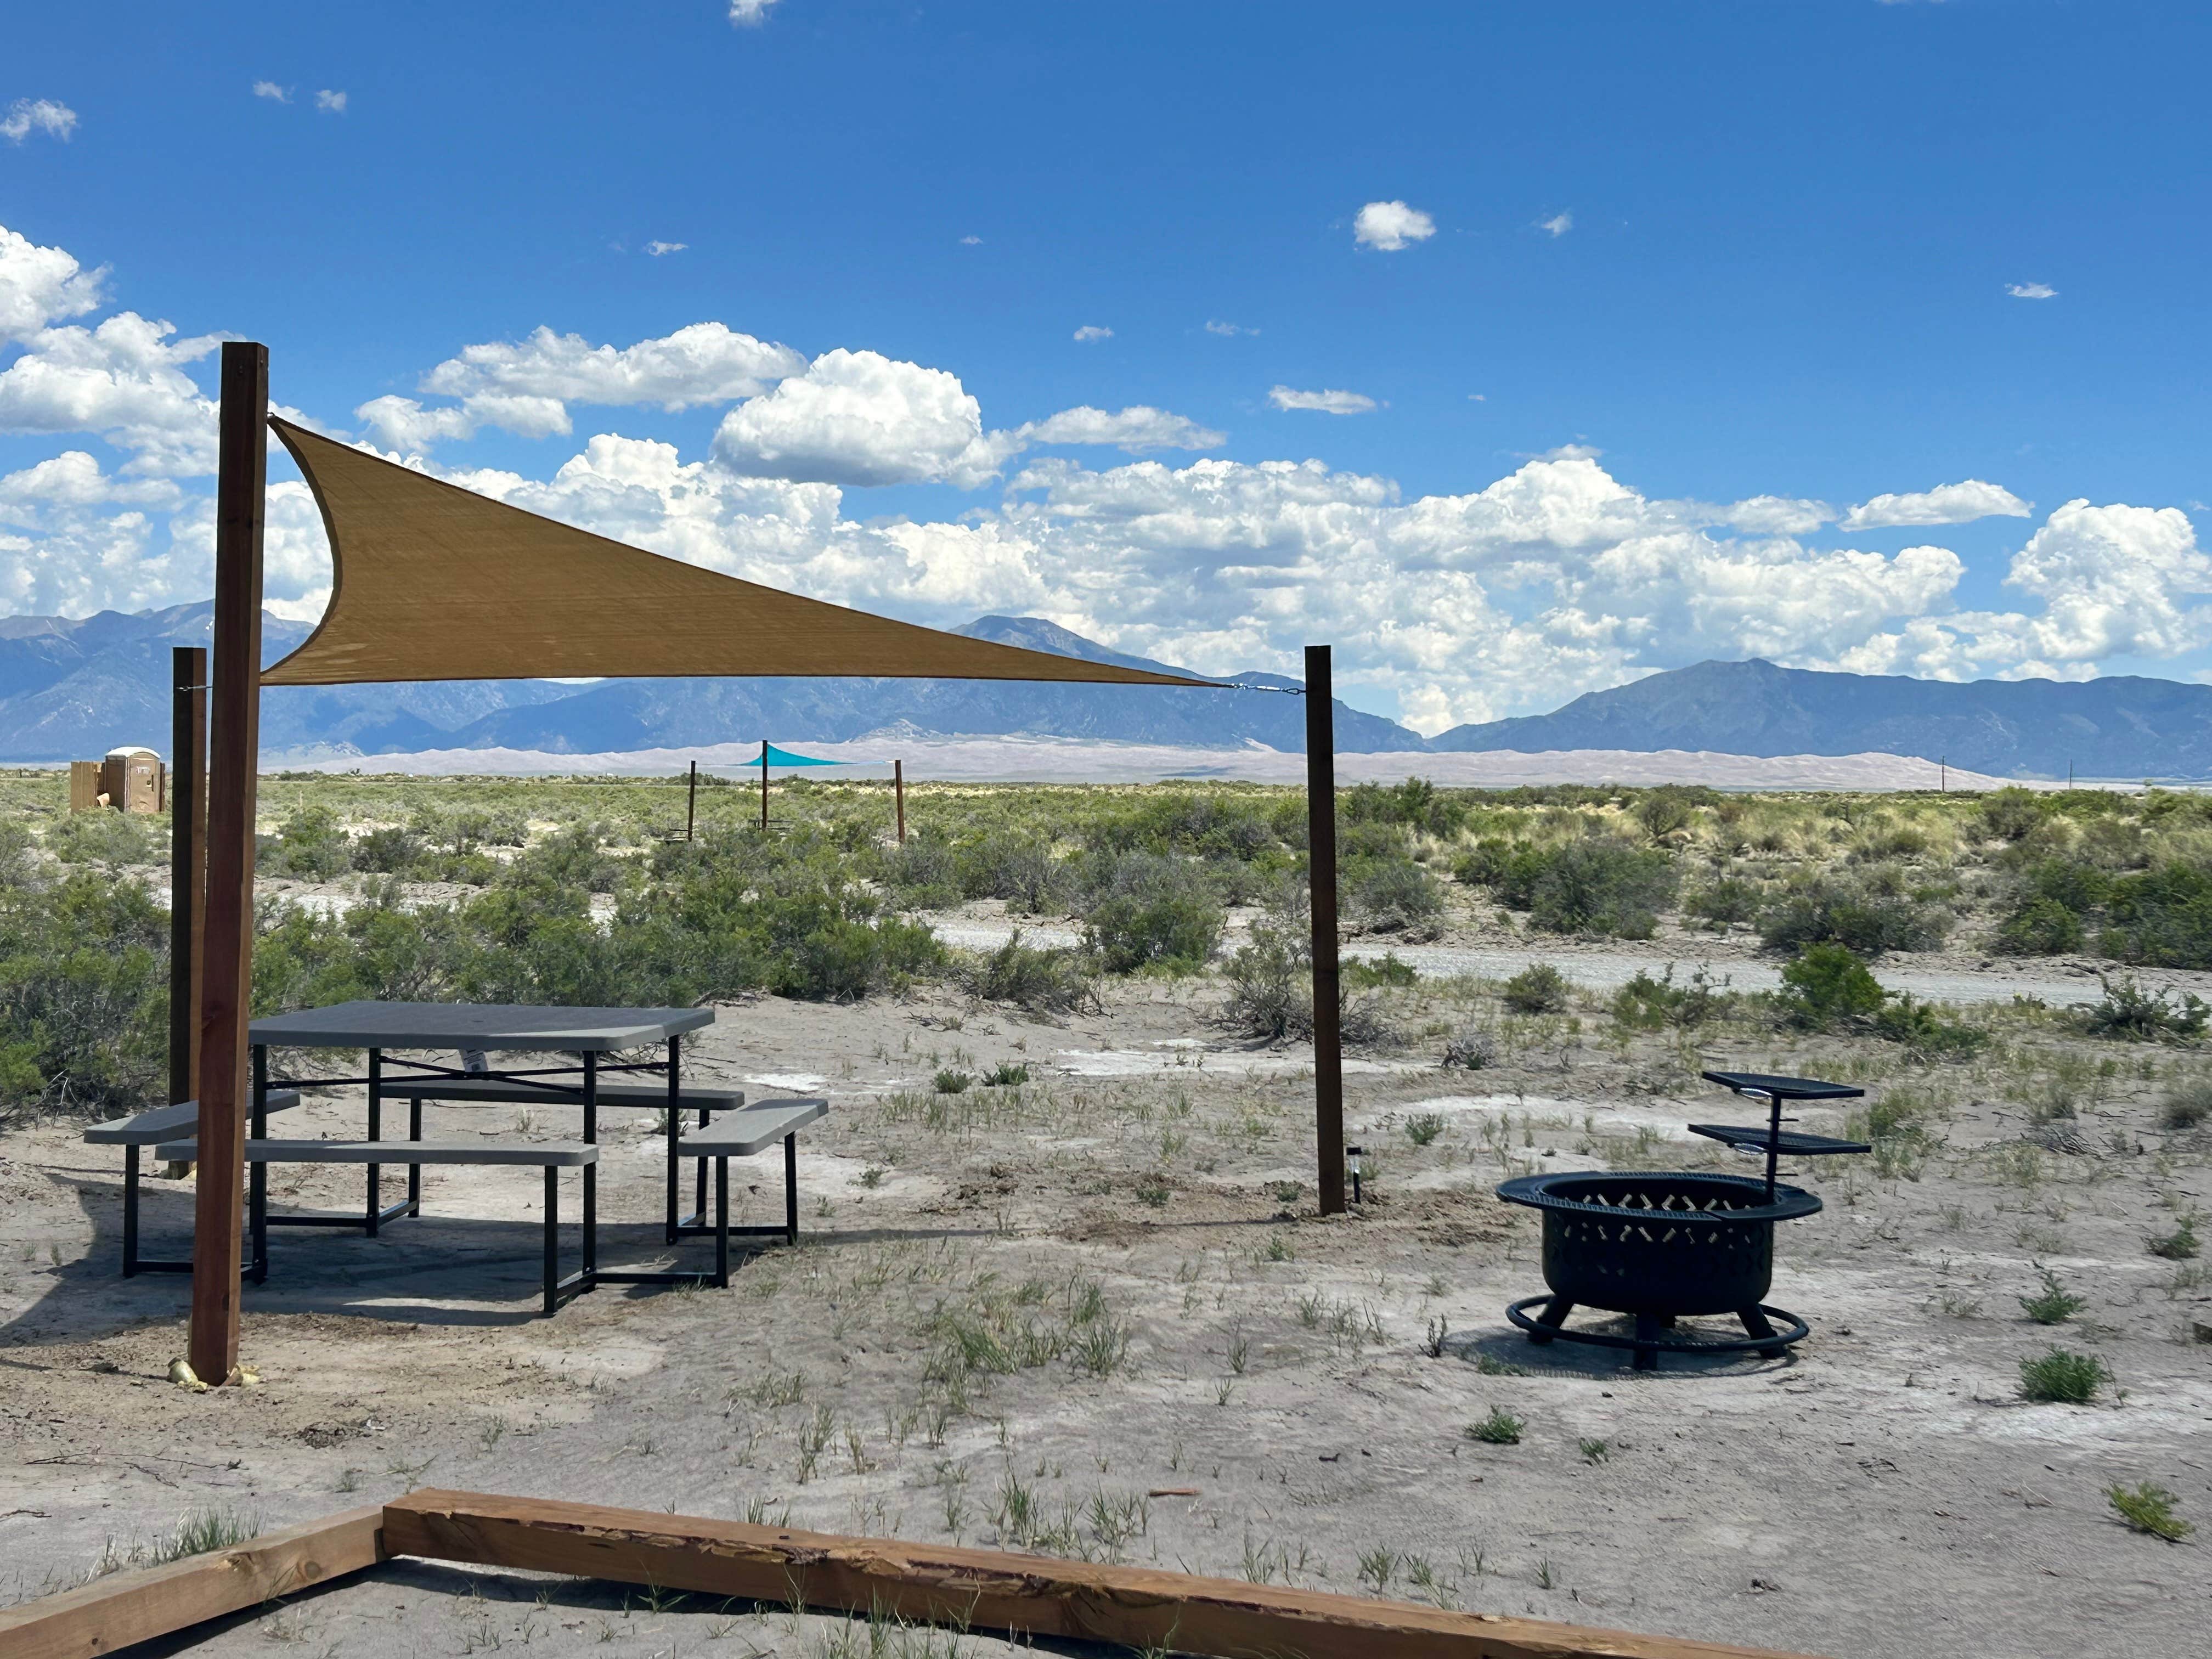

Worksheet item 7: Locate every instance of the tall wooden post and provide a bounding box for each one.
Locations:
[759,740,769,832]
[894,758,906,844]
[168,646,208,1107]
[189,342,267,1386]
[686,759,698,842]
[1306,646,1345,1216]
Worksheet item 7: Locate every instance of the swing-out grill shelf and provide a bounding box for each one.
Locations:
[1687,1124,1872,1157]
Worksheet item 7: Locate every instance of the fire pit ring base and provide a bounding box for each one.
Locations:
[1505,1293,1809,1371]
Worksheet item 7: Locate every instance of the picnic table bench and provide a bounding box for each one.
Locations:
[84,1093,303,1276]
[155,1136,597,1314]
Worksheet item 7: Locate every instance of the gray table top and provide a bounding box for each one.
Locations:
[248,1001,713,1052]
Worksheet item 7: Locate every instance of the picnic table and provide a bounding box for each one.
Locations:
[244,1001,714,1309]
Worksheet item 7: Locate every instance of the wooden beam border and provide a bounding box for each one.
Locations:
[0,1505,384,1659]
[383,1489,1820,1659]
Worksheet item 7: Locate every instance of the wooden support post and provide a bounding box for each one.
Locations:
[0,1506,386,1659]
[759,738,769,832]
[190,340,267,1387]
[381,1491,1812,1659]
[1306,645,1345,1216]
[894,757,906,844]
[168,645,207,1108]
[686,758,697,841]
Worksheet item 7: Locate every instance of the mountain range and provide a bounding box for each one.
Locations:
[0,604,1423,760]
[7,604,2212,778]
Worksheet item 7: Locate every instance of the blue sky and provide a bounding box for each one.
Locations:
[3,0,2209,731]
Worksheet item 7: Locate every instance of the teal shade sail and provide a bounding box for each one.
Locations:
[749,744,844,768]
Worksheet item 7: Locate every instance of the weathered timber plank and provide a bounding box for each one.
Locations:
[0,1505,384,1659]
[382,1491,1819,1659]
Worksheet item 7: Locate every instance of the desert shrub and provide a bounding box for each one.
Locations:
[0,871,170,1119]
[1222,924,1311,1040]
[48,809,166,867]
[1441,1027,1496,1069]
[257,805,353,881]
[1632,785,1700,840]
[351,826,425,875]
[1996,897,2087,956]
[1685,876,1760,932]
[0,821,38,890]
[1758,873,1946,955]
[958,837,1069,912]
[1342,777,1470,840]
[1778,943,1885,1030]
[502,822,627,894]
[1611,964,1726,1030]
[2018,1268,2086,1325]
[1501,962,1571,1014]
[2159,1079,2212,1130]
[2018,1347,2107,1404]
[1451,837,1518,888]
[2098,862,2212,968]
[2146,1215,2200,1261]
[964,930,1098,1014]
[1972,787,2048,843]
[879,831,962,909]
[1344,953,1418,989]
[1497,839,1676,938]
[1080,855,1223,973]
[2074,974,2209,1042]
[1871,994,1987,1058]
[1348,857,1444,938]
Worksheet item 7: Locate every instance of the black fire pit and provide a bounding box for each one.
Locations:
[1493,1070,1867,1370]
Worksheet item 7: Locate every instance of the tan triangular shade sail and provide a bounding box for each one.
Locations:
[261,417,1220,690]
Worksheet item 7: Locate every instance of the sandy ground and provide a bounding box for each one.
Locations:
[261,738,2021,793]
[3,974,2209,1659]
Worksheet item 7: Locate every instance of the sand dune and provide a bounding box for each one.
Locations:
[266,734,2015,790]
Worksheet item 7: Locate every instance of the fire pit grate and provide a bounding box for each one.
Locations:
[1493,1071,1867,1370]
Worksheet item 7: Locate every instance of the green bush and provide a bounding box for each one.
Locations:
[2018,1268,2086,1325]
[1685,876,1760,932]
[2099,861,2212,968]
[2018,1347,2108,1403]
[1758,874,1946,955]
[351,826,425,874]
[1871,994,1987,1058]
[1222,924,1311,1040]
[1778,943,1886,1031]
[0,871,170,1118]
[1995,897,2087,956]
[1502,840,1678,938]
[1348,857,1444,937]
[258,805,352,881]
[1344,953,1418,989]
[2075,974,2209,1042]
[2107,1482,2193,1542]
[2159,1079,2212,1130]
[49,809,167,867]
[1972,787,2049,843]
[963,931,1098,1013]
[1080,855,1223,972]
[1501,962,1571,1015]
[1611,964,1726,1030]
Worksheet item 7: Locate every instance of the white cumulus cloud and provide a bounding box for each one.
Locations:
[729,0,779,23]
[645,240,687,257]
[1538,212,1573,237]
[252,81,291,103]
[1072,325,1113,342]
[1353,200,1435,251]
[357,322,806,450]
[712,348,1017,488]
[2,99,77,143]
[1842,479,2032,530]
[1269,385,1375,415]
[1020,406,1224,454]
[0,224,107,343]
[2007,281,2056,300]
[315,89,347,113]
[0,311,221,475]
[1205,320,1256,337]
